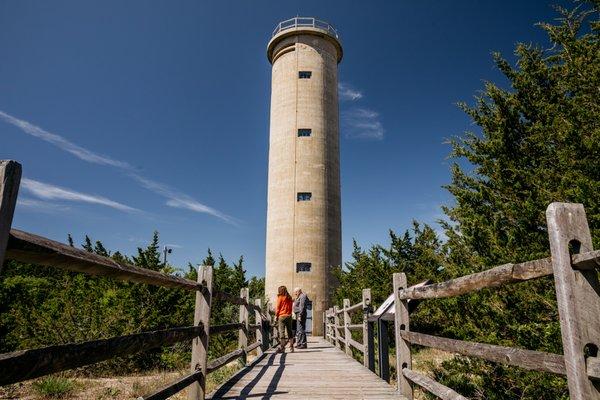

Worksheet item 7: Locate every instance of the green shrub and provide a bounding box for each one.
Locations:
[32,376,76,398]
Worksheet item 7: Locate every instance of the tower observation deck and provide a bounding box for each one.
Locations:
[265,17,343,336]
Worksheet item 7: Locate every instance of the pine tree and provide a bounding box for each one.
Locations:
[82,235,93,252]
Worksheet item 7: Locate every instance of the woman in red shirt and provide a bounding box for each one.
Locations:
[275,285,294,353]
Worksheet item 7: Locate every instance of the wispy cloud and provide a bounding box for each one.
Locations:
[341,108,385,140]
[338,82,363,101]
[17,197,72,213]
[130,173,237,224]
[0,111,131,169]
[21,178,139,213]
[1,109,235,223]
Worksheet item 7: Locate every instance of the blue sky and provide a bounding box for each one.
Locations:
[1,1,566,277]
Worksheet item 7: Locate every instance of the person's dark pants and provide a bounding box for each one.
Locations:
[296,314,307,347]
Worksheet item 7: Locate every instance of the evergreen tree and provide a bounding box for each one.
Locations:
[432,3,599,398]
[82,236,93,252]
[94,241,110,257]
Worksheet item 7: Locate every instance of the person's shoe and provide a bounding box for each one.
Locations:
[297,345,307,349]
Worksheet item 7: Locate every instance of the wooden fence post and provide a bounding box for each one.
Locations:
[322,311,326,339]
[326,308,332,343]
[362,289,375,371]
[333,305,341,349]
[378,319,390,382]
[547,203,600,400]
[254,298,264,356]
[0,160,21,275]
[239,288,249,366]
[343,299,351,356]
[394,272,413,399]
[269,303,278,347]
[188,265,213,400]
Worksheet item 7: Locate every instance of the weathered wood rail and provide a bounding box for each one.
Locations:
[3,159,600,399]
[0,160,279,400]
[325,201,600,399]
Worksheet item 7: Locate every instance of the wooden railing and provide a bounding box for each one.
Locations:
[324,289,374,370]
[0,161,275,400]
[326,201,600,400]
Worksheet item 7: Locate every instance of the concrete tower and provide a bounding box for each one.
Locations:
[265,18,343,336]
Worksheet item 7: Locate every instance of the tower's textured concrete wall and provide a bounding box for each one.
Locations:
[265,25,342,335]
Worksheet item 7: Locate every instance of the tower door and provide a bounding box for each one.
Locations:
[305,299,313,335]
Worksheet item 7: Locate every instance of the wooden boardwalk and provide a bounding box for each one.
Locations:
[208,336,404,399]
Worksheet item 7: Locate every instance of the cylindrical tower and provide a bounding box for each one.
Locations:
[265,17,343,336]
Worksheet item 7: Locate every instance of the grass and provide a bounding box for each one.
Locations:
[32,376,78,398]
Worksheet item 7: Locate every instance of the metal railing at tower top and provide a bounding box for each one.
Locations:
[272,17,339,39]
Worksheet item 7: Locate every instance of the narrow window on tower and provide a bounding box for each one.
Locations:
[298,71,312,79]
[297,128,312,137]
[296,262,312,272]
[297,192,312,201]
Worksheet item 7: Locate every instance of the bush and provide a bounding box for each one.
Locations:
[32,376,77,398]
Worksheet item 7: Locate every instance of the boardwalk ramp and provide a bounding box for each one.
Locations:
[208,336,403,399]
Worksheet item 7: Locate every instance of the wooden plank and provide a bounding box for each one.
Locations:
[0,160,21,275]
[345,301,364,313]
[348,338,364,353]
[189,265,213,400]
[213,289,248,306]
[206,336,402,399]
[394,273,413,398]
[397,251,599,301]
[6,229,201,290]
[255,298,265,356]
[362,288,374,370]
[207,348,245,374]
[0,325,203,385]
[547,202,600,399]
[343,299,351,356]
[402,368,468,400]
[333,305,341,349]
[571,250,600,270]
[209,323,243,335]
[142,371,202,400]
[401,330,565,375]
[244,341,262,354]
[587,356,600,381]
[238,287,249,365]
[347,324,363,330]
[399,262,529,301]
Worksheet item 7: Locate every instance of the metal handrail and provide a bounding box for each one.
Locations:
[272,17,339,39]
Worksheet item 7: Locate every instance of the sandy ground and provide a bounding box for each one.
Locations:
[0,366,240,400]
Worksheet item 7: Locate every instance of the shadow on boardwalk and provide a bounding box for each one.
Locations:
[208,337,403,400]
[211,352,288,399]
